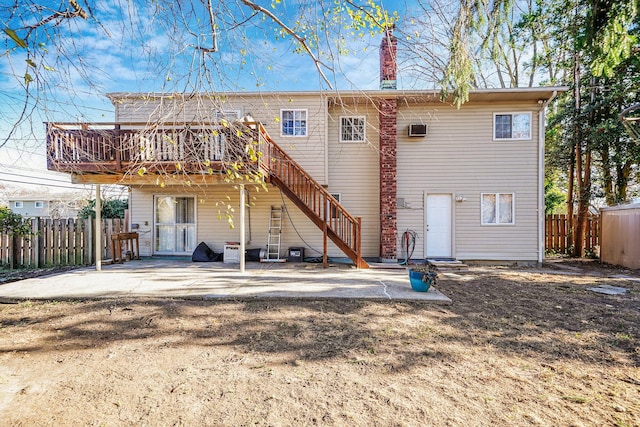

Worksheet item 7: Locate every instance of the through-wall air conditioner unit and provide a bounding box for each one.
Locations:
[408,124,428,137]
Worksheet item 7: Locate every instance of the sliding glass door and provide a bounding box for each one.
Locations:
[155,196,196,255]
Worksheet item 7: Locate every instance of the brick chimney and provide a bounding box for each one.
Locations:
[379,24,397,90]
[379,25,398,262]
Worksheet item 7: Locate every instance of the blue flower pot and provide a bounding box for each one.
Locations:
[408,269,433,292]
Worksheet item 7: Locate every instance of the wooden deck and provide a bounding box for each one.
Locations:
[46,122,260,175]
[46,121,368,268]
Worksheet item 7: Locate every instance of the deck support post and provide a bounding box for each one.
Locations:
[95,184,102,271]
[323,222,328,268]
[240,184,246,273]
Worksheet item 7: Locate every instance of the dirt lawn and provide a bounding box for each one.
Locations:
[0,260,638,426]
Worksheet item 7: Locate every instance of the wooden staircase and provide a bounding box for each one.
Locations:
[249,122,369,269]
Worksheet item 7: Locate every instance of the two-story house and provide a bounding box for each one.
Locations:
[46,28,566,267]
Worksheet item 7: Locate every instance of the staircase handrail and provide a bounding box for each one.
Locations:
[245,121,367,268]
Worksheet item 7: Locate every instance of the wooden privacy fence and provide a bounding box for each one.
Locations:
[545,214,599,254]
[0,218,127,269]
[600,204,640,269]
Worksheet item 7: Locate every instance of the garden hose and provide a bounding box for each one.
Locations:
[399,229,417,265]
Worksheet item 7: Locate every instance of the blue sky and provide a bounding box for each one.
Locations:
[0,0,414,194]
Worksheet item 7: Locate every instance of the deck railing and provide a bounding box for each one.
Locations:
[47,122,244,173]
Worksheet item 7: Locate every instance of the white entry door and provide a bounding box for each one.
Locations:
[425,194,452,258]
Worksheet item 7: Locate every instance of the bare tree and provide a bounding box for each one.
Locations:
[2,0,396,147]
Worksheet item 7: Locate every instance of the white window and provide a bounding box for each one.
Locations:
[328,193,341,219]
[34,201,44,209]
[13,201,23,208]
[214,109,241,122]
[340,117,366,142]
[493,113,531,140]
[481,193,514,225]
[281,109,307,136]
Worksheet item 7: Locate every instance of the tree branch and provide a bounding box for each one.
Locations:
[26,1,88,32]
[204,0,218,52]
[239,0,334,89]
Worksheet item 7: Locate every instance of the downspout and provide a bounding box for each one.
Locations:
[323,94,329,266]
[324,94,329,186]
[538,90,558,263]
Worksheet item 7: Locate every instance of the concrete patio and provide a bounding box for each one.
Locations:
[0,258,451,302]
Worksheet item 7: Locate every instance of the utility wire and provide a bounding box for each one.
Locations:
[0,170,75,184]
[0,177,94,191]
[0,163,69,177]
[1,147,47,157]
[0,90,115,113]
[0,137,45,142]
[0,178,125,198]
[0,170,127,194]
